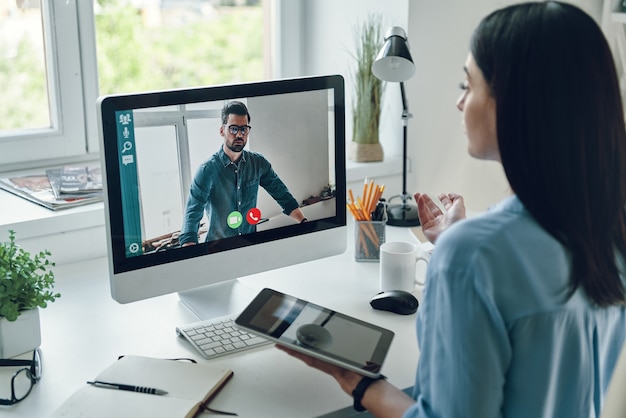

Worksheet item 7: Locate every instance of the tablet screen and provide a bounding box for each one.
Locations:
[235,288,394,377]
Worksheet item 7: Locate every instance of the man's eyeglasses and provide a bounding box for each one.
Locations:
[226,125,251,135]
[0,348,42,405]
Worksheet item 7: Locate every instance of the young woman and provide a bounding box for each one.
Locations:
[279,2,626,417]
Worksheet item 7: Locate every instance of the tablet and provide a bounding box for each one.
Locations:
[235,288,394,378]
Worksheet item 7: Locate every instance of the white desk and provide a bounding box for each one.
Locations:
[3,224,424,418]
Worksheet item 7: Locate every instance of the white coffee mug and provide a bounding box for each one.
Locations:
[379,241,430,292]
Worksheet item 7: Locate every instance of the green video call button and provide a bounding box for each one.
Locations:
[227,211,243,229]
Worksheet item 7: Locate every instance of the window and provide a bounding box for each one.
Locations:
[0,2,49,131]
[131,103,224,239]
[0,1,86,168]
[0,0,268,171]
[94,1,265,95]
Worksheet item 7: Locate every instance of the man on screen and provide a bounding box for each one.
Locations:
[179,101,307,246]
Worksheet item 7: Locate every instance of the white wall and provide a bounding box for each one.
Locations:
[406,1,512,212]
[406,0,603,212]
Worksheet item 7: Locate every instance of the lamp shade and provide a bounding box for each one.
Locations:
[372,26,415,82]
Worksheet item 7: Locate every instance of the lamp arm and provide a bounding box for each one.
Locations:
[400,81,412,121]
[399,81,412,199]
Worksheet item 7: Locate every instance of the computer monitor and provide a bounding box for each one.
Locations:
[97,75,347,320]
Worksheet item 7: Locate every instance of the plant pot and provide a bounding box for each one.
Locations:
[349,142,384,162]
[0,308,41,358]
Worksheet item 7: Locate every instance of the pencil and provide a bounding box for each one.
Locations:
[358,226,369,257]
[359,220,380,247]
[371,185,383,213]
[347,182,385,221]
[347,203,361,220]
[366,180,375,213]
[362,180,368,211]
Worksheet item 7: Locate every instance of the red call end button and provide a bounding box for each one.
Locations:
[246,208,262,225]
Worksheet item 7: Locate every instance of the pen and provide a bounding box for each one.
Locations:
[87,380,168,396]
[371,200,387,221]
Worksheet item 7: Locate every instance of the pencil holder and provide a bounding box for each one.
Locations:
[354,220,385,262]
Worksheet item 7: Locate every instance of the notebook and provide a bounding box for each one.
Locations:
[51,355,233,418]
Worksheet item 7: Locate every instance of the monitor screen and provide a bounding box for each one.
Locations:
[98,75,347,318]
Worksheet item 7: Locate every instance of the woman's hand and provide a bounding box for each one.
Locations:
[276,345,363,395]
[414,192,466,244]
[276,345,415,417]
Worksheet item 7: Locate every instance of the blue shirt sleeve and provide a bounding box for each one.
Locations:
[179,166,210,245]
[259,164,299,216]
[405,233,511,418]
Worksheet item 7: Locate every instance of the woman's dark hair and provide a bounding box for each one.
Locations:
[221,100,251,124]
[471,1,626,306]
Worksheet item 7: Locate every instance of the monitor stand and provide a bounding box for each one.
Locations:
[177,279,260,321]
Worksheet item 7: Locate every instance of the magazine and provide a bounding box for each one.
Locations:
[58,166,103,194]
[0,172,102,211]
[46,168,103,200]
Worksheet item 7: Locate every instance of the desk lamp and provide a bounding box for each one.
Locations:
[372,26,419,227]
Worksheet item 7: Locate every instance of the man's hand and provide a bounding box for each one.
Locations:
[289,207,307,223]
[414,192,466,244]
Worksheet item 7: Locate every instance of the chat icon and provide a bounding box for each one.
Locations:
[122,154,134,165]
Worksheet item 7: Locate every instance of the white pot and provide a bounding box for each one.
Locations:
[0,308,41,358]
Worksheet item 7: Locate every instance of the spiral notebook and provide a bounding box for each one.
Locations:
[51,355,233,418]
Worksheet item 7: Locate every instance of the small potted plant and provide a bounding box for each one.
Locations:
[349,14,385,162]
[0,230,60,358]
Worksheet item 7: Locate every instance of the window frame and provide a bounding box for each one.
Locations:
[0,1,93,171]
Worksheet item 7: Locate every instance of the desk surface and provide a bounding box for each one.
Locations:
[3,224,424,418]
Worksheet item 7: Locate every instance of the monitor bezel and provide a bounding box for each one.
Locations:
[98,75,346,302]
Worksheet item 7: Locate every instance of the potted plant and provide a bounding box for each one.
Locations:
[349,14,385,162]
[0,230,59,358]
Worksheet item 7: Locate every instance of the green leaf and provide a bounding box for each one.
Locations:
[351,14,385,145]
[0,230,60,321]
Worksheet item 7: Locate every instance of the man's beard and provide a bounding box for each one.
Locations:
[227,140,245,153]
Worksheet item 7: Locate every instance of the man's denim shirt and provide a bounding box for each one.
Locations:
[179,147,299,244]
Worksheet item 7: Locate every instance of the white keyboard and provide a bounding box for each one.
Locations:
[176,316,271,360]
